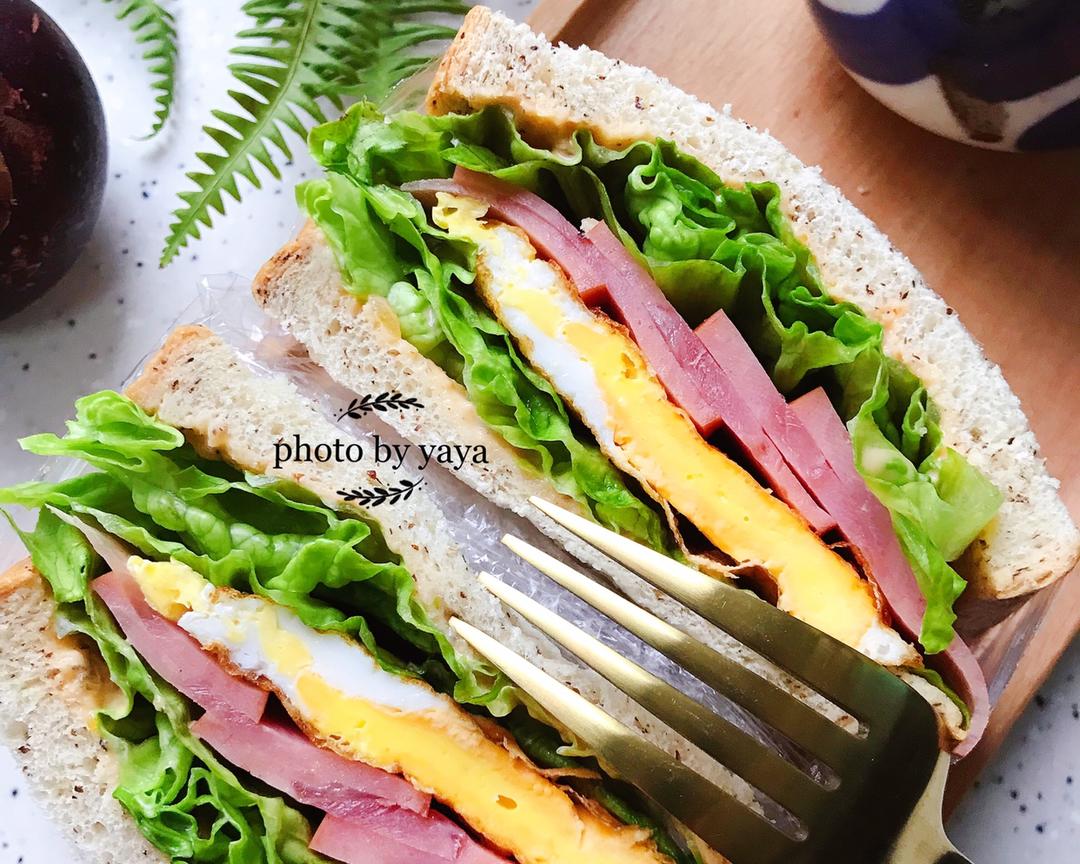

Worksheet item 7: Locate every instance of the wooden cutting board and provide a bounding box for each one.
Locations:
[529,0,1080,813]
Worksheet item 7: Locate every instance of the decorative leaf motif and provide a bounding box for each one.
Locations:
[336,392,425,420]
[338,478,423,506]
[160,0,467,266]
[104,0,178,138]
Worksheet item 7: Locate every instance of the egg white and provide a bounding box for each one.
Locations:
[179,595,444,715]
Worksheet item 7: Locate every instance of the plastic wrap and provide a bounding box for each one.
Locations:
[193,276,782,732]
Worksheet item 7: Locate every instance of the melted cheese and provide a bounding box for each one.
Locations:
[434,196,914,666]
[129,558,668,864]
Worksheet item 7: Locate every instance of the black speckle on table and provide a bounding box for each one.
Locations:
[20,363,29,372]
[88,353,97,360]
[141,190,150,199]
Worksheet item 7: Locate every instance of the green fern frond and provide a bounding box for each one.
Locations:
[104,0,178,138]
[160,0,467,267]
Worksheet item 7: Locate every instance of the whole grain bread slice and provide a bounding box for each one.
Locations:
[0,560,166,864]
[256,5,1077,600]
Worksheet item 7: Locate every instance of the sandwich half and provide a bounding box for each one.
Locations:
[1,325,752,864]
[252,5,1079,759]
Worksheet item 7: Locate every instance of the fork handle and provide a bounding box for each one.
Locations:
[888,753,973,864]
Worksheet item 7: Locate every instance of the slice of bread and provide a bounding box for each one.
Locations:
[0,559,166,864]
[256,5,1077,600]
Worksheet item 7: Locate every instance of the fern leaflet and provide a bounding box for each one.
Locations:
[160,0,467,266]
[104,0,178,138]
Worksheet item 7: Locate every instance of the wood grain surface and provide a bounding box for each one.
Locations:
[529,0,1080,814]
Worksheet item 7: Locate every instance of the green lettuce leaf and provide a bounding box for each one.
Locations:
[299,131,672,555]
[0,391,514,712]
[303,103,1003,653]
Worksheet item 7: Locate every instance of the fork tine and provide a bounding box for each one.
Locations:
[501,534,856,771]
[479,572,831,817]
[528,497,905,727]
[449,616,799,864]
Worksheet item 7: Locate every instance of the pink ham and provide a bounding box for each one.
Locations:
[582,218,834,533]
[92,570,268,722]
[92,568,513,852]
[402,169,610,298]
[695,310,839,493]
[197,710,509,862]
[312,813,510,864]
[404,169,832,532]
[191,711,430,817]
[791,388,988,755]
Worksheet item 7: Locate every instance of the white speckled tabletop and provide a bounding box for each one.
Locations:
[0,2,1076,862]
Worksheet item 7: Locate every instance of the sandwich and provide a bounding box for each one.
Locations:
[3,8,1077,864]
[0,325,745,864]
[252,5,1079,760]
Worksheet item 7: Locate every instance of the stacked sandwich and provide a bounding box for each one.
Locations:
[2,8,1076,864]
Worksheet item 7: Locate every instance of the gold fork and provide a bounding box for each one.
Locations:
[450,497,971,864]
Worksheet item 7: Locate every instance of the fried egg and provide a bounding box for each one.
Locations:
[127,557,671,864]
[433,194,915,667]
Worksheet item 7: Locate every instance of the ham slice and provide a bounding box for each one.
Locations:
[92,570,268,722]
[403,169,832,532]
[404,168,985,750]
[582,218,834,533]
[191,711,430,817]
[402,170,610,299]
[791,388,989,755]
[312,813,510,864]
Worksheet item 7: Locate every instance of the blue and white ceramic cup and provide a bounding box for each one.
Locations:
[807,0,1080,150]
